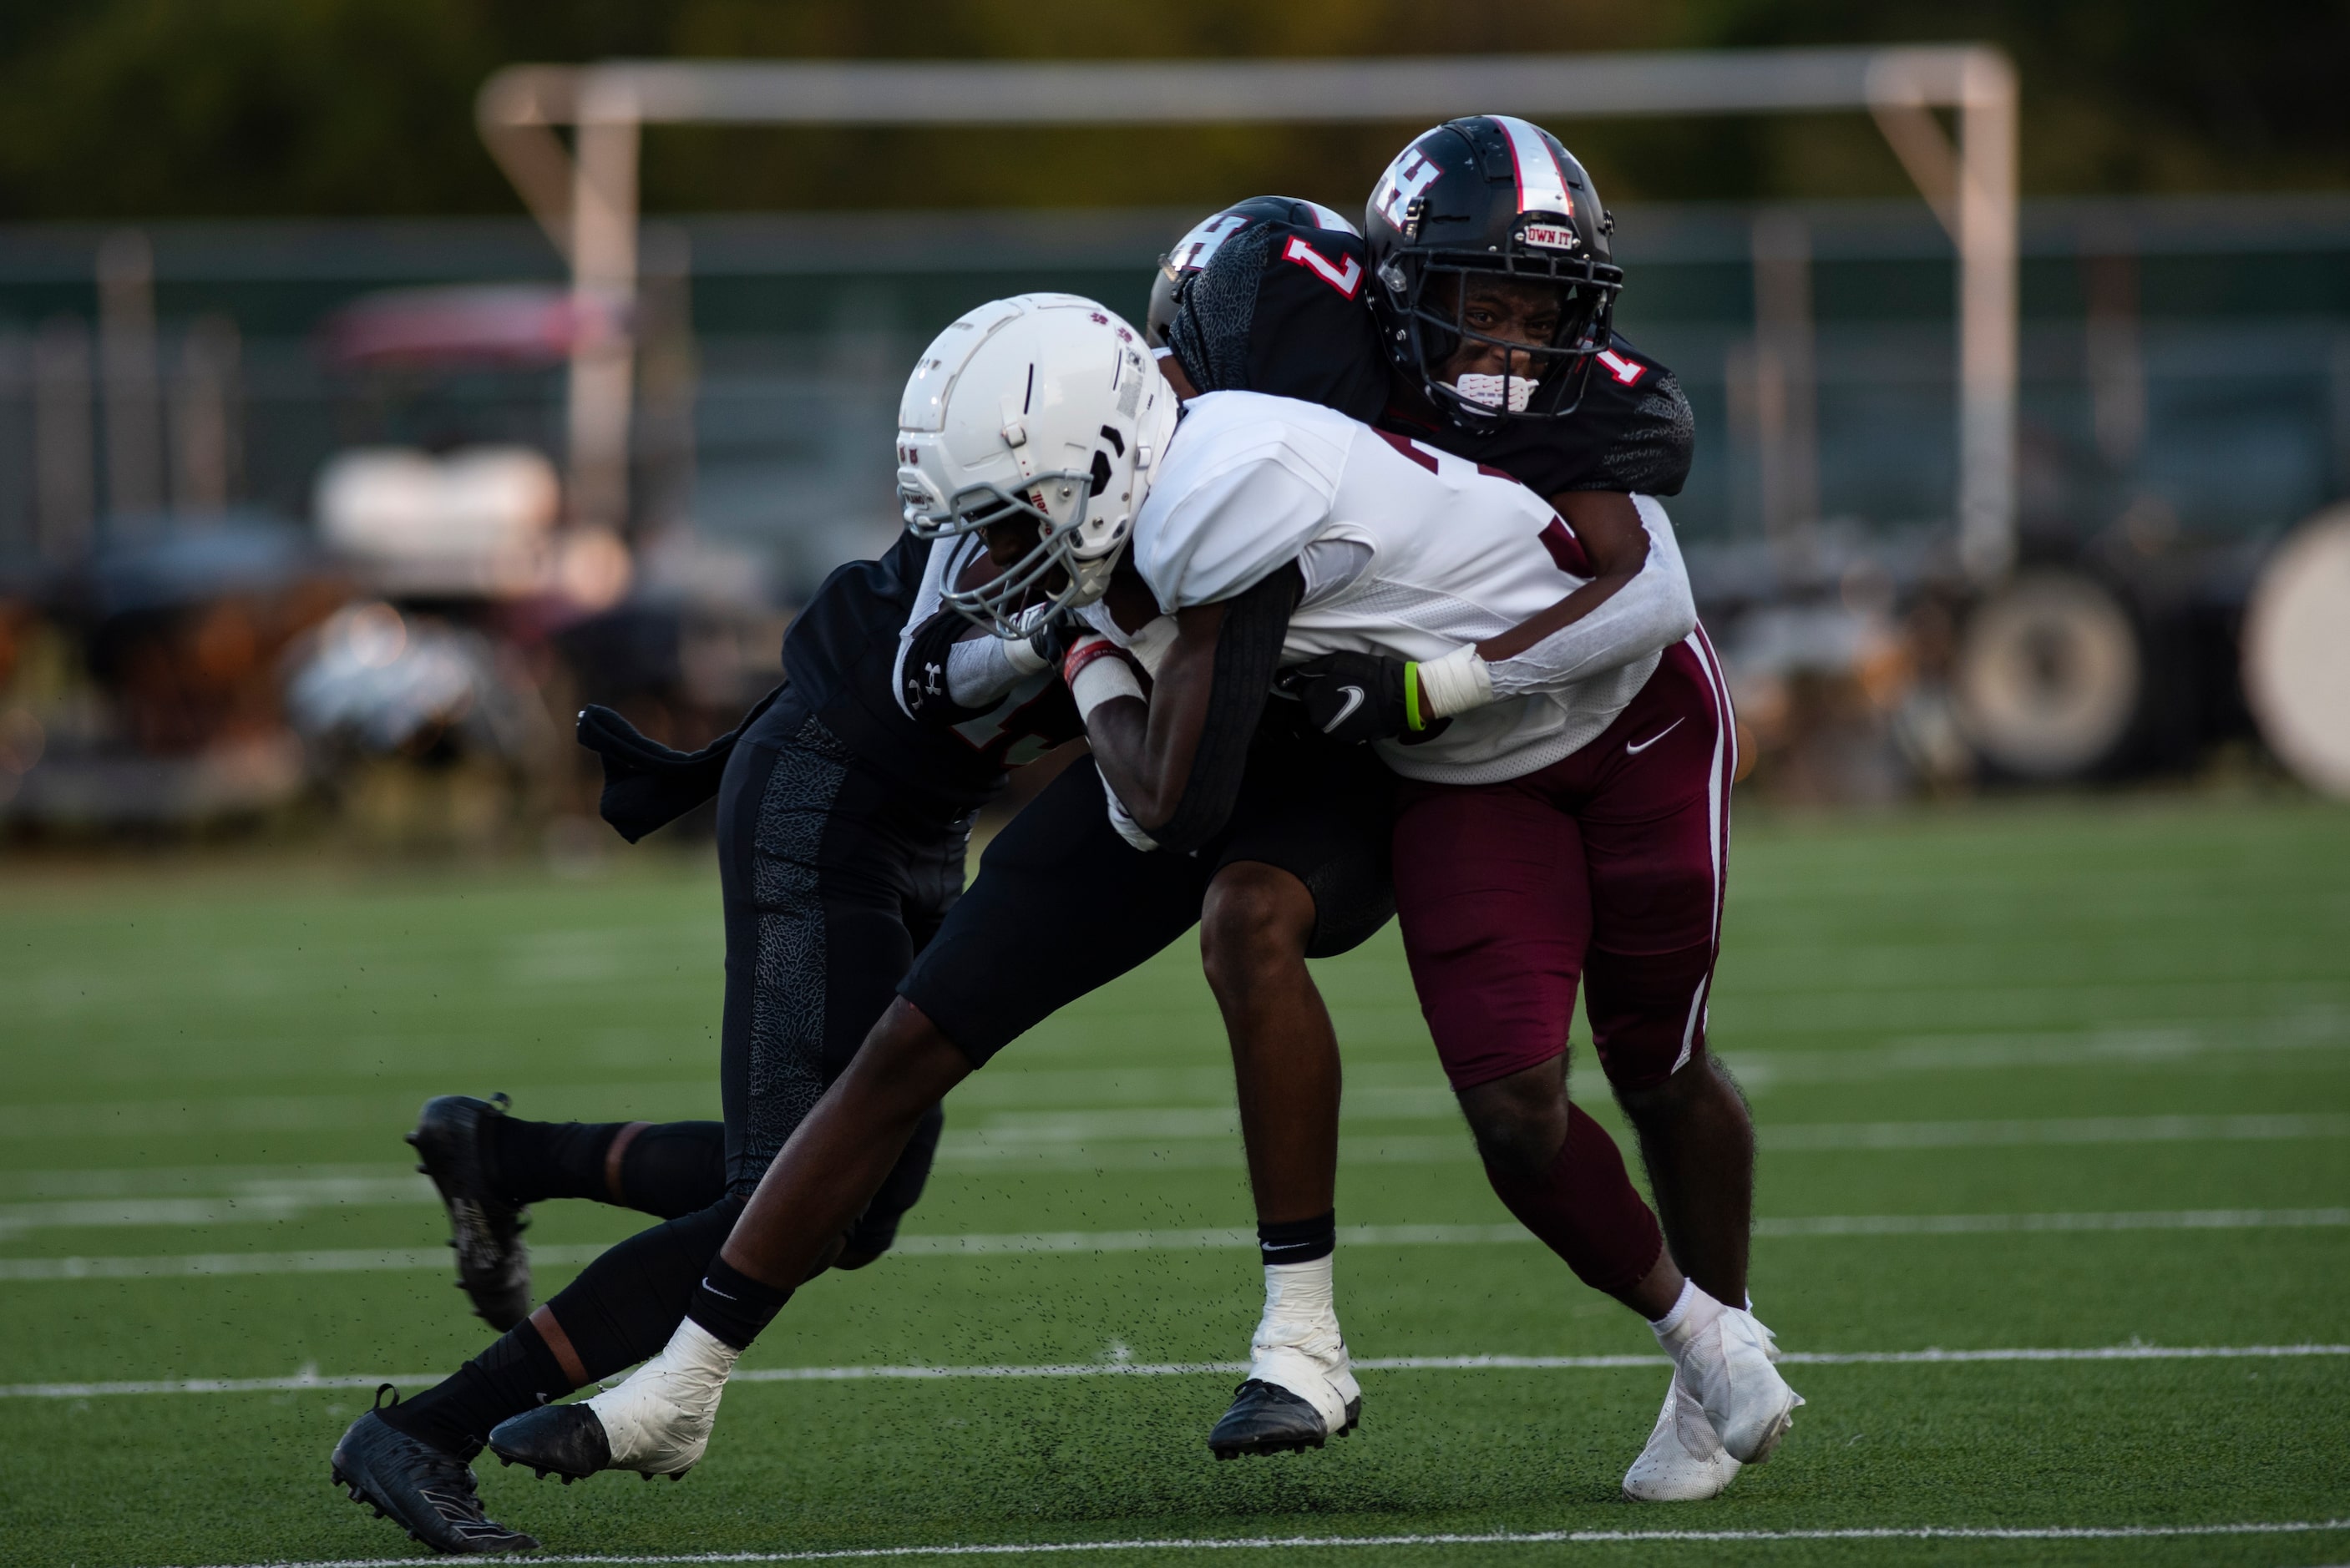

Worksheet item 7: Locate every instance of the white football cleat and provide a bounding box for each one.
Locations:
[487,1318,740,1482]
[1654,1288,1802,1466]
[1622,1369,1742,1501]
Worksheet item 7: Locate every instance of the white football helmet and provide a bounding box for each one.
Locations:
[895,294,1178,636]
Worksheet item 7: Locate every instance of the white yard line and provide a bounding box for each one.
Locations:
[8,1343,2343,1400]
[5,1008,2343,1142]
[3,1207,2342,1282]
[0,1100,2331,1222]
[162,1516,2350,1566]
[3,1111,2338,1211]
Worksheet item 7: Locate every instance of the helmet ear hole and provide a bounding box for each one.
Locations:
[1089,449,1114,498]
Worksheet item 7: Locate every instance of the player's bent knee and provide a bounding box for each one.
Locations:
[1457,1068,1572,1178]
[1611,1048,1721,1114]
[860,996,959,1071]
[1200,862,1315,991]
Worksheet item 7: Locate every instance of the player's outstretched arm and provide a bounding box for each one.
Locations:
[1285,493,1695,744]
[1478,491,1662,660]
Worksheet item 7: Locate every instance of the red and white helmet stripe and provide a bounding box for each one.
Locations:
[1488,114,1574,219]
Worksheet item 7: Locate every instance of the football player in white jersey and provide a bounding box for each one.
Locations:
[480,283,1798,1508]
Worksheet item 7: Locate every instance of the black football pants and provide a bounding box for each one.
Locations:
[504,711,964,1378]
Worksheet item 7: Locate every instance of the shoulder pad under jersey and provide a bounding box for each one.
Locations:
[1380,333,1694,498]
[1165,221,1390,425]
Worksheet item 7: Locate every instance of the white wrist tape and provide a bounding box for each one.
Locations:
[1066,640,1144,723]
[1415,644,1496,720]
[1003,635,1050,676]
[1122,615,1178,679]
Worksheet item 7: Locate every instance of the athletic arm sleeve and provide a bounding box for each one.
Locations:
[1147,564,1300,856]
[1485,496,1698,698]
[944,635,1031,708]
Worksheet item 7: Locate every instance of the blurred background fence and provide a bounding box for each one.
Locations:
[2,150,2347,837]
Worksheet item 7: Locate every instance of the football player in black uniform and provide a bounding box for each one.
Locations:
[328,478,1112,1551]
[484,118,1750,1507]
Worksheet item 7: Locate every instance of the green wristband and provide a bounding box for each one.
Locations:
[1403,662,1425,733]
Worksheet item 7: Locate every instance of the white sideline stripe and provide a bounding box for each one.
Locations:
[162,1517,2350,1566]
[3,1208,2343,1282]
[9,1343,2345,1400]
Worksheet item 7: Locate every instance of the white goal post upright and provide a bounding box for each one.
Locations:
[476,48,2018,581]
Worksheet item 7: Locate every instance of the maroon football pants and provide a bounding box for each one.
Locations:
[1393,632,1735,1095]
[1390,633,1735,1297]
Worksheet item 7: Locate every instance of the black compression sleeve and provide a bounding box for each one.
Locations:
[1149,564,1300,856]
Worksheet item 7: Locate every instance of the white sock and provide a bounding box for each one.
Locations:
[1250,1253,1354,1430]
[655,1318,741,1380]
[1650,1280,1727,1349]
[1259,1254,1337,1341]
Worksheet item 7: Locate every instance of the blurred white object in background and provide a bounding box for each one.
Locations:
[286,600,540,763]
[314,445,560,596]
[1954,570,2141,779]
[2243,506,2350,797]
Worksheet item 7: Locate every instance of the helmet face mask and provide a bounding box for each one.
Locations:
[895,293,1176,639]
[1365,116,1624,429]
[901,463,1117,639]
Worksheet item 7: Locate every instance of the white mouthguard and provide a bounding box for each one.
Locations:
[1451,373,1535,413]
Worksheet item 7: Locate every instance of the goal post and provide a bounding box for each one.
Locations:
[476,48,2018,581]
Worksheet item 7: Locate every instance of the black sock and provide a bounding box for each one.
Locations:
[1258,1210,1337,1267]
[685,1254,793,1351]
[494,1117,728,1216]
[547,1194,744,1370]
[377,1322,570,1459]
[490,1117,626,1206]
[611,1121,729,1219]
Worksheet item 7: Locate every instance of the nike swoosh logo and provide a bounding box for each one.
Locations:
[1625,718,1684,755]
[1322,685,1366,734]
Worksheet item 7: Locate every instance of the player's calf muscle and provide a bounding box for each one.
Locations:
[723,999,969,1285]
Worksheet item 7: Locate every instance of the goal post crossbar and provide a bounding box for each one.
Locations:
[477,48,2018,579]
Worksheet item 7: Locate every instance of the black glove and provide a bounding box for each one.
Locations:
[575,683,782,842]
[1274,651,1451,746]
[1025,610,1081,672]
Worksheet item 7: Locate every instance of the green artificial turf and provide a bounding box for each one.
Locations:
[1,795,2347,1566]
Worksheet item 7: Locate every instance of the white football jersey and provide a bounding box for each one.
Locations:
[1132,391,1668,784]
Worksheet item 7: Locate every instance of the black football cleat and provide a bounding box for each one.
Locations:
[331,1392,539,1555]
[409,1093,532,1330]
[1207,1378,1363,1459]
[487,1403,617,1484]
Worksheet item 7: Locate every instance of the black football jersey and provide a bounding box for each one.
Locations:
[1162,219,1390,425]
[1163,220,1692,498]
[780,530,1080,809]
[1377,334,1694,498]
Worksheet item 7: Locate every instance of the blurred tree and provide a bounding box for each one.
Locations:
[0,0,2339,221]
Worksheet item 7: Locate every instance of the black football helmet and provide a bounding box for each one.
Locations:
[1364,116,1622,427]
[1145,195,1360,348]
